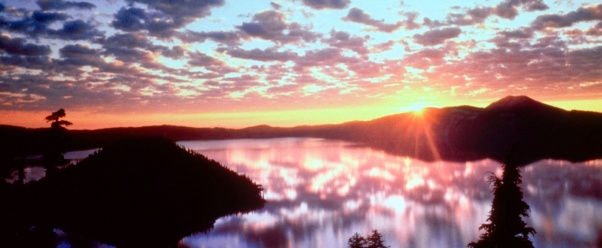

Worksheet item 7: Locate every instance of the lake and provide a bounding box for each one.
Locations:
[177,138,601,248]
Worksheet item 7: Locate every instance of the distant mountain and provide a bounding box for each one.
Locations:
[343,95,602,164]
[2,95,602,165]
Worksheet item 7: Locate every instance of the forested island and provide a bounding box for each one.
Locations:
[1,136,265,247]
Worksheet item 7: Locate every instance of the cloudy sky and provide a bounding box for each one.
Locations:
[1,0,601,129]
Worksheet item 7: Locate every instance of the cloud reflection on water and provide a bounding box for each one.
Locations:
[178,138,601,248]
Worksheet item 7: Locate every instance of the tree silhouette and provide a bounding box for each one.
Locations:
[348,232,367,248]
[468,164,536,248]
[348,230,389,248]
[45,108,72,129]
[42,108,73,171]
[366,230,389,248]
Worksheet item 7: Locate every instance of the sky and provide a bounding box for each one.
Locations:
[0,0,601,129]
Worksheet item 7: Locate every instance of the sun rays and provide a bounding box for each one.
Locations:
[404,108,442,161]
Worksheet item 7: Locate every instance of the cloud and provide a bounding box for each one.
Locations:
[31,11,69,24]
[102,32,151,49]
[50,20,103,40]
[403,48,447,69]
[412,39,602,99]
[59,44,99,58]
[238,11,286,39]
[1,18,47,38]
[0,10,101,40]
[447,7,493,26]
[102,46,145,63]
[187,52,223,67]
[531,4,602,30]
[187,51,235,74]
[491,28,535,50]
[0,34,51,56]
[343,8,403,32]
[37,0,96,11]
[400,12,421,30]
[111,7,148,32]
[112,0,224,37]
[0,55,54,73]
[495,0,548,20]
[1,0,601,114]
[445,2,547,26]
[567,46,602,83]
[1,11,65,38]
[238,10,319,44]
[414,27,462,46]
[127,0,223,20]
[301,0,350,10]
[111,7,186,37]
[220,47,298,62]
[156,46,185,59]
[323,30,368,55]
[179,30,241,44]
[221,45,363,76]
[100,32,184,60]
[294,47,356,68]
[56,44,102,68]
[586,22,602,36]
[499,28,534,39]
[347,59,395,77]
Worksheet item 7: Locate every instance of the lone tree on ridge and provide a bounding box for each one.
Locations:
[45,108,72,129]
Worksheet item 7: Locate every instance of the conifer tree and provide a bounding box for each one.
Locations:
[366,230,389,248]
[468,164,536,248]
[348,232,367,248]
[45,108,72,129]
[42,108,73,170]
[348,230,389,248]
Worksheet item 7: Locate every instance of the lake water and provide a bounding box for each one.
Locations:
[177,138,602,248]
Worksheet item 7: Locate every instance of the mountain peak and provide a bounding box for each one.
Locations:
[486,95,543,110]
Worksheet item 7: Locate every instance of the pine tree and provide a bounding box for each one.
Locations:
[41,108,73,171]
[348,230,389,248]
[468,164,536,248]
[366,230,389,248]
[348,232,367,248]
[45,108,72,129]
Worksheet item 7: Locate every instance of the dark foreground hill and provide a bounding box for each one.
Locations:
[21,137,265,247]
[2,95,602,165]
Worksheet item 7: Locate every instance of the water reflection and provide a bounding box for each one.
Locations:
[5,148,99,184]
[179,138,602,248]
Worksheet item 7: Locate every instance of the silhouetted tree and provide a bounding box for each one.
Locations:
[366,230,389,248]
[348,232,367,248]
[41,108,72,171]
[468,164,536,248]
[45,108,72,129]
[348,230,389,248]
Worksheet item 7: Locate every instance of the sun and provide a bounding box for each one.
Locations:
[406,102,428,115]
[412,107,427,116]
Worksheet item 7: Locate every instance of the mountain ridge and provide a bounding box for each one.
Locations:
[2,95,602,165]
